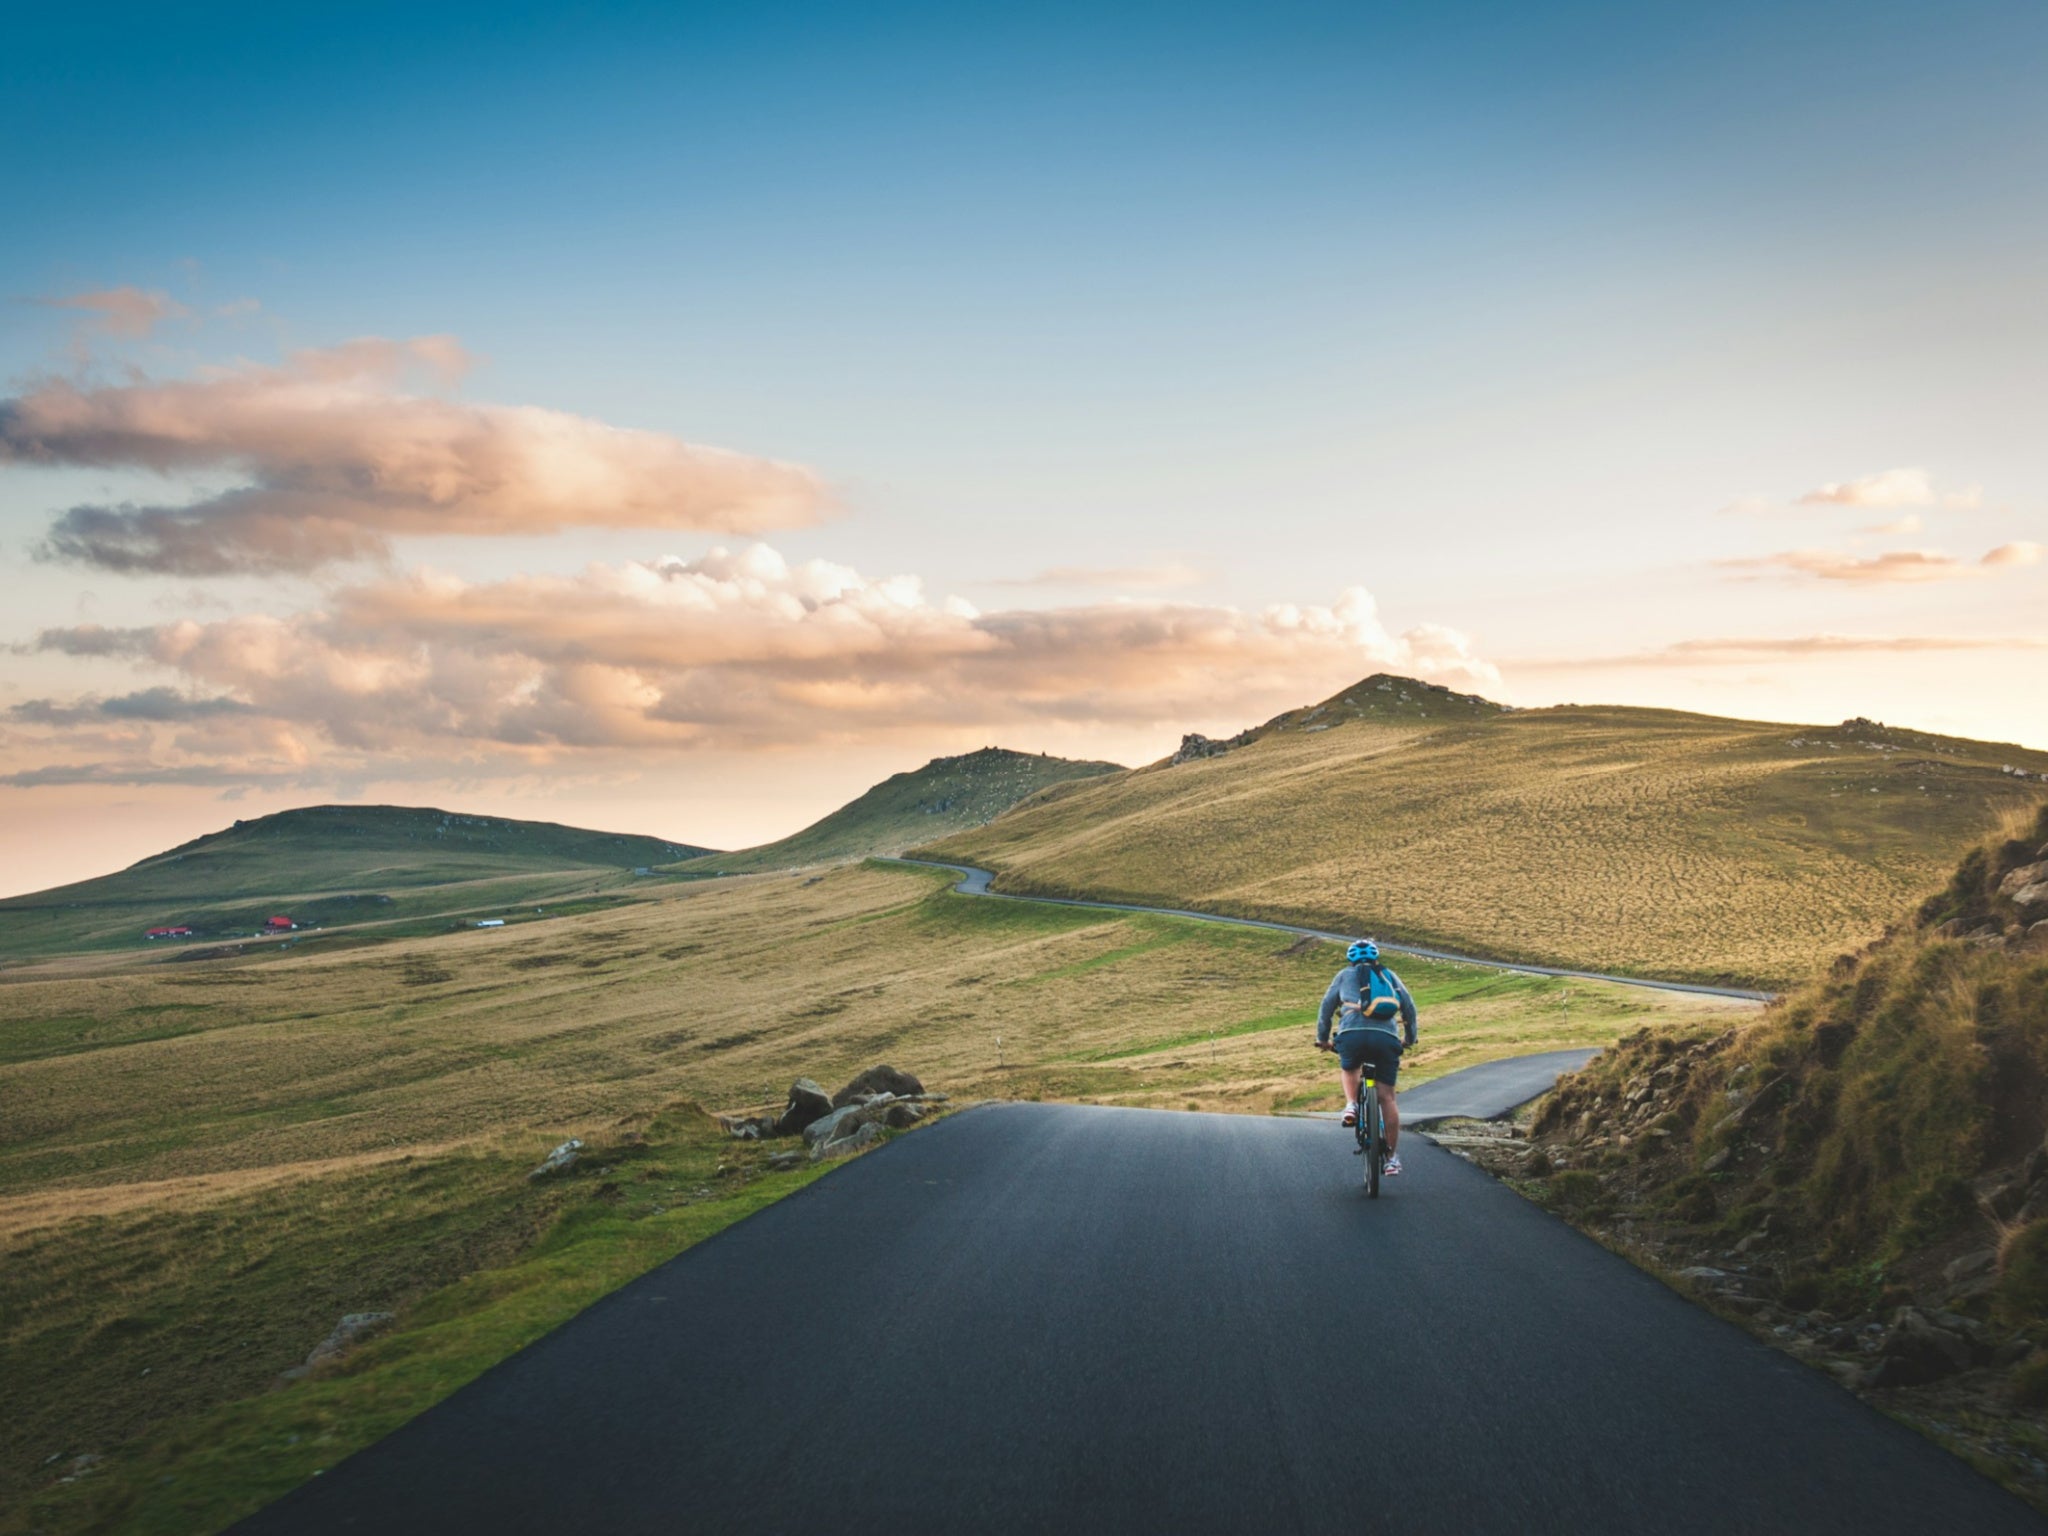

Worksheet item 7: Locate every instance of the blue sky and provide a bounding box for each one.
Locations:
[2,1,2044,888]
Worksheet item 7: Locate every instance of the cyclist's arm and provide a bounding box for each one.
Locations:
[1316,976,1341,1044]
[1394,976,1419,1048]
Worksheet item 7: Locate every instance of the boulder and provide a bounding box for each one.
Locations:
[803,1105,862,1149]
[284,1311,398,1376]
[1943,1248,1998,1287]
[1998,861,2048,902]
[307,1311,396,1367]
[1867,1308,1975,1388]
[884,1101,926,1129]
[772,1078,834,1137]
[831,1065,924,1107]
[527,1138,584,1180]
[813,1121,884,1161]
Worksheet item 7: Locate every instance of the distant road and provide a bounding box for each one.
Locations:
[235,1103,2040,1534]
[890,858,1777,1002]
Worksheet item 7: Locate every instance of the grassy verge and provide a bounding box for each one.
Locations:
[4,1104,847,1536]
[1439,805,2048,1509]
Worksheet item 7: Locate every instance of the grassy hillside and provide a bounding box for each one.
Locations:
[924,676,2048,987]
[680,746,1122,874]
[1484,806,2048,1504]
[0,805,713,962]
[0,860,1745,1533]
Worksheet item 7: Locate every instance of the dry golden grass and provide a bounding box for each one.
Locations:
[926,704,2048,987]
[0,861,1745,1209]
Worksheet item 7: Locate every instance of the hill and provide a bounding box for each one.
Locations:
[1488,806,2048,1505]
[922,674,2048,987]
[680,746,1123,874]
[0,805,714,960]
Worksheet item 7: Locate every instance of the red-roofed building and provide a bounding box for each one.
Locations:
[264,916,296,932]
[146,926,195,940]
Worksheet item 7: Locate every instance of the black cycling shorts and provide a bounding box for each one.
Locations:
[1335,1031,1402,1085]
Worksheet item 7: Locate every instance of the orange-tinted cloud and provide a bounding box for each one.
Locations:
[1513,633,2048,671]
[3,338,830,574]
[1720,542,2041,583]
[6,545,1494,783]
[39,286,190,338]
[1982,541,2044,568]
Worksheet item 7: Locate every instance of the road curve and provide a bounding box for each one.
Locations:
[889,858,1777,1002]
[234,1104,2039,1534]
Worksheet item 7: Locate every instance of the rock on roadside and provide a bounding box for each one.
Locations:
[280,1311,396,1381]
[772,1078,834,1137]
[527,1138,583,1180]
[831,1065,924,1107]
[813,1121,885,1161]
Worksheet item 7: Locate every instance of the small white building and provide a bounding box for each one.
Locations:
[475,918,506,929]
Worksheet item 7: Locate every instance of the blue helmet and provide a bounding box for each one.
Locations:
[1347,939,1379,963]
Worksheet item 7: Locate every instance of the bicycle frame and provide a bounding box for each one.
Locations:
[1357,1073,1385,1198]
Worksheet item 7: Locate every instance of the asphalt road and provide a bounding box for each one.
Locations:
[890,858,1777,1002]
[237,1103,2041,1535]
[1394,1047,1601,1125]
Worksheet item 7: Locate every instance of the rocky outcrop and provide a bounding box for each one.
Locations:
[527,1138,583,1180]
[721,1065,943,1160]
[814,1121,885,1160]
[775,1078,834,1135]
[281,1311,396,1380]
[831,1065,923,1107]
[1999,860,2048,908]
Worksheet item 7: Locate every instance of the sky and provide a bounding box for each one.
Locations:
[3,0,2045,895]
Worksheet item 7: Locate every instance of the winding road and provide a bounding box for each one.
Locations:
[235,1101,2041,1534]
[889,858,1778,1002]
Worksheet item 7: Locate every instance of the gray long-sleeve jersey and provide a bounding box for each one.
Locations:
[1317,962,1418,1046]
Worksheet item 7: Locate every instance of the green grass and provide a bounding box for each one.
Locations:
[2,1106,839,1536]
[677,746,1121,875]
[925,683,2048,988]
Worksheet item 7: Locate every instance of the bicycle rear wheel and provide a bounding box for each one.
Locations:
[1364,1086,1383,1199]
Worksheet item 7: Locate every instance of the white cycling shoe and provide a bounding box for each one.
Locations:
[1383,1152,1404,1176]
[1341,1102,1359,1127]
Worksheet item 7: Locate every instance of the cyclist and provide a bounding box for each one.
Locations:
[1316,939,1419,1175]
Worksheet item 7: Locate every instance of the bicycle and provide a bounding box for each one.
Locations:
[1317,1041,1387,1197]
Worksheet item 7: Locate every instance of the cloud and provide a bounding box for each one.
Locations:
[8,688,255,726]
[6,544,1494,782]
[989,563,1205,591]
[39,286,190,338]
[3,338,830,574]
[1859,514,1922,536]
[1798,467,1935,509]
[1793,466,1984,513]
[1721,543,2040,584]
[1982,541,2044,568]
[1722,548,1968,583]
[1513,633,2048,671]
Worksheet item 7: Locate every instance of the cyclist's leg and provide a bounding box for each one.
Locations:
[1366,1037,1402,1150]
[1336,1048,1363,1110]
